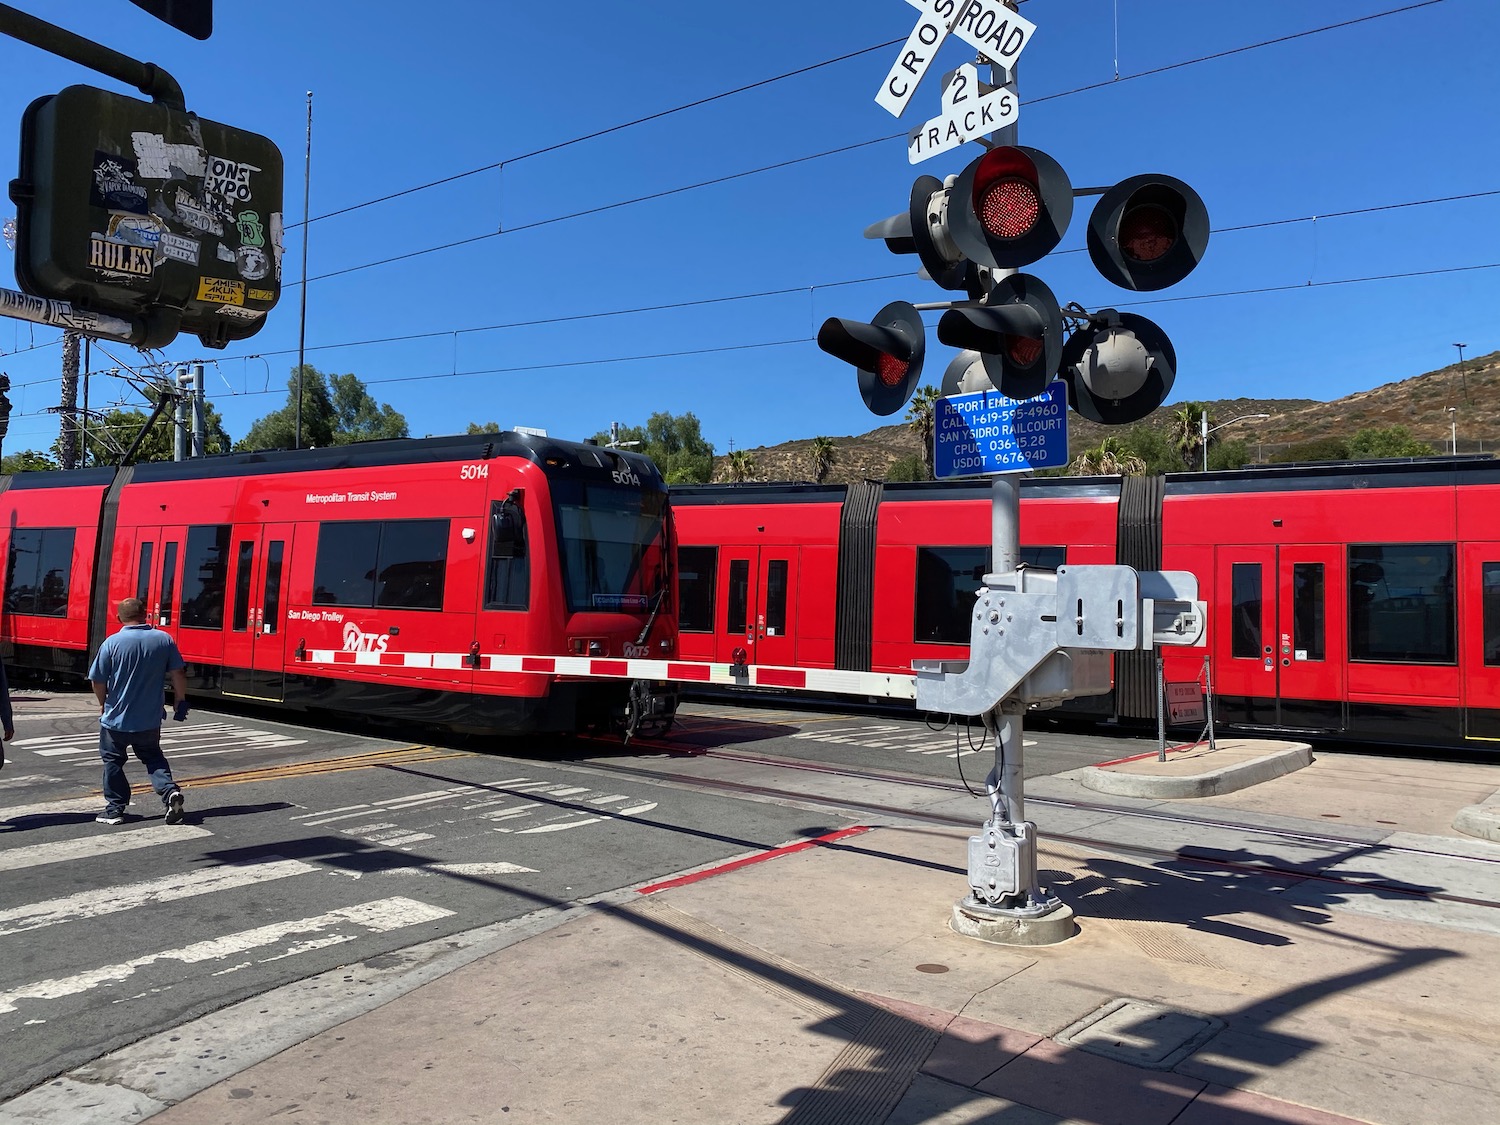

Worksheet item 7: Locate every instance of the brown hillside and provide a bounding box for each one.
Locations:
[712,351,1498,484]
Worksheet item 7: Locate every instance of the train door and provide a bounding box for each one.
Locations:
[221,524,293,701]
[1459,544,1500,738]
[720,547,799,666]
[1213,544,1345,732]
[132,526,185,630]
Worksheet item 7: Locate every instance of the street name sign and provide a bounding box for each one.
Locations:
[934,381,1069,477]
[908,63,1018,163]
[878,0,1037,119]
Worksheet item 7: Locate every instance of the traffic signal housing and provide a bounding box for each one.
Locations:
[818,301,926,416]
[10,84,283,349]
[1088,174,1209,291]
[937,273,1062,400]
[865,175,982,295]
[1060,310,1176,425]
[949,146,1073,270]
[129,0,213,38]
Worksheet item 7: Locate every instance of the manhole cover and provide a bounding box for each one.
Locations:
[1056,999,1224,1068]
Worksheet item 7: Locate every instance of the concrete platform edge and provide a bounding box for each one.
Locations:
[1077,745,1313,799]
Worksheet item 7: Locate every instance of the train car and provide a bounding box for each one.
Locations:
[672,457,1500,751]
[0,432,679,737]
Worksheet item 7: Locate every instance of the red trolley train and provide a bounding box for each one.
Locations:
[671,456,1500,752]
[0,432,679,736]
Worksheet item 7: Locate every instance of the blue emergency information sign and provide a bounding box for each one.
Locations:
[934,382,1069,477]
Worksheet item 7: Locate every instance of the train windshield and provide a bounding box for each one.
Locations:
[552,479,668,613]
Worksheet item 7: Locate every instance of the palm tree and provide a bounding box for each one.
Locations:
[810,436,837,484]
[724,449,756,483]
[1167,403,1207,470]
[906,386,940,479]
[1071,436,1147,476]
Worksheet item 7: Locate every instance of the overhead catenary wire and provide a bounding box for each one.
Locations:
[282,1,1450,288]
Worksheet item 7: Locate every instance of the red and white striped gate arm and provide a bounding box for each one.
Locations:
[300,648,918,700]
[484,653,919,700]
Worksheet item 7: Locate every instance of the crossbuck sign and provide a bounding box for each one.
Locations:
[876,0,1038,118]
[907,63,1018,163]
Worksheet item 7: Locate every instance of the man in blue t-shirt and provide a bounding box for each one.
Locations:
[88,597,190,825]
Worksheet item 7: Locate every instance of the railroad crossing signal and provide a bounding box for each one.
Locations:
[1087,174,1210,292]
[1060,310,1177,426]
[937,273,1062,401]
[11,84,284,350]
[128,0,214,39]
[949,146,1073,270]
[817,301,926,416]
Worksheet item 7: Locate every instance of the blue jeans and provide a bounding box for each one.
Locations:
[100,726,178,814]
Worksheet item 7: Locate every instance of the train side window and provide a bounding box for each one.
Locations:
[313,522,381,606]
[1348,543,1455,664]
[485,500,530,610]
[914,546,989,645]
[1484,563,1500,666]
[159,543,178,626]
[180,525,232,630]
[135,542,153,604]
[1291,563,1325,661]
[1021,545,1066,570]
[1231,563,1261,659]
[263,541,285,633]
[4,528,75,617]
[231,540,255,632]
[765,559,788,636]
[677,546,717,633]
[376,520,449,611]
[726,559,750,635]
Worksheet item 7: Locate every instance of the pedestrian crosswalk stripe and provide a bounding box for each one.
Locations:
[383,861,536,877]
[0,825,212,872]
[0,857,317,936]
[0,896,454,1014]
[0,796,105,822]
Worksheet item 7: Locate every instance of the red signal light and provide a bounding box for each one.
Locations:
[1087,175,1208,291]
[950,146,1072,270]
[979,178,1040,240]
[1119,204,1177,263]
[1004,335,1043,368]
[877,353,910,387]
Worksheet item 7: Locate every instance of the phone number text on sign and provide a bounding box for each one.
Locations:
[935,383,1069,477]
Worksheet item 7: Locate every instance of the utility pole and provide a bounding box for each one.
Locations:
[58,330,79,469]
[0,373,11,465]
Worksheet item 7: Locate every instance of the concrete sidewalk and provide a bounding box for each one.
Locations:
[9,742,1500,1125]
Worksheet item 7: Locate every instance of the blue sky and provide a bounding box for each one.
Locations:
[1,0,1496,457]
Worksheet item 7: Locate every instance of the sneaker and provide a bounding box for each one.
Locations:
[96,812,126,826]
[165,790,185,825]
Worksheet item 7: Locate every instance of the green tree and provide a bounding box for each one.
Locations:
[723,449,756,483]
[1070,435,1147,476]
[1348,425,1432,459]
[590,411,715,484]
[906,386,940,479]
[1167,402,1207,470]
[466,421,502,434]
[1269,437,1351,464]
[236,365,406,451]
[884,453,929,482]
[329,372,408,444]
[1206,438,1253,471]
[811,436,837,484]
[66,393,232,466]
[2,449,59,473]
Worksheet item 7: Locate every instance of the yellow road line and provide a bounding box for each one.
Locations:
[128,744,469,794]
